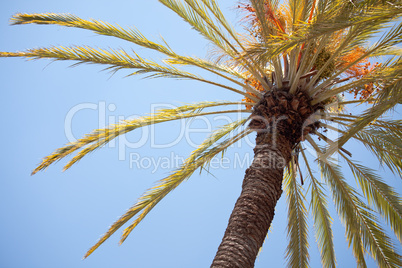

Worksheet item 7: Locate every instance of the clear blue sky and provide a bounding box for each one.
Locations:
[0,1,400,267]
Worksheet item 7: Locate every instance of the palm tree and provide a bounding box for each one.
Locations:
[1,0,401,267]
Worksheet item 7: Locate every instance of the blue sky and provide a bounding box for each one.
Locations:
[0,1,401,267]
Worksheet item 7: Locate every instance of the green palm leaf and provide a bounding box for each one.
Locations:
[341,155,402,243]
[245,3,402,62]
[301,149,336,268]
[0,46,258,100]
[10,13,175,55]
[325,116,402,175]
[354,130,402,176]
[158,0,238,57]
[32,101,251,174]
[84,120,251,258]
[159,0,270,88]
[320,159,402,268]
[284,158,309,268]
[9,12,264,97]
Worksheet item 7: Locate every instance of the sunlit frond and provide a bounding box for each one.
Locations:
[243,2,401,63]
[199,0,244,49]
[323,88,402,162]
[320,159,402,268]
[248,0,281,41]
[321,101,402,160]
[158,0,238,57]
[288,0,313,26]
[314,55,402,104]
[323,117,402,176]
[10,13,175,55]
[159,0,270,89]
[301,150,336,268]
[312,23,402,98]
[341,155,402,243]
[32,101,251,174]
[84,121,252,258]
[354,129,402,176]
[0,46,258,100]
[9,12,264,98]
[376,59,402,105]
[284,158,309,268]
[166,55,263,97]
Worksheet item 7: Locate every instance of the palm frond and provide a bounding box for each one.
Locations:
[376,58,402,104]
[306,30,357,92]
[319,159,402,268]
[312,73,383,105]
[312,22,402,97]
[354,129,402,176]
[313,55,402,104]
[321,113,402,172]
[243,0,287,83]
[8,12,266,98]
[32,101,250,174]
[158,0,269,89]
[322,84,402,160]
[284,158,309,268]
[301,149,336,268]
[0,46,259,100]
[250,0,282,38]
[166,55,263,97]
[341,155,402,243]
[313,131,352,158]
[325,114,402,132]
[290,0,316,28]
[370,21,402,57]
[84,121,252,258]
[320,98,402,161]
[158,0,238,56]
[309,17,400,92]
[199,0,243,49]
[244,2,401,63]
[323,119,402,176]
[337,99,375,106]
[308,3,400,50]
[304,135,324,159]
[10,13,175,55]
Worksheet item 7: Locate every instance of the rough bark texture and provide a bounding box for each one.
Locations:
[211,133,293,268]
[211,89,319,267]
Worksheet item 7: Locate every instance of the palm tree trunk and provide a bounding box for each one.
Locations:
[211,133,293,268]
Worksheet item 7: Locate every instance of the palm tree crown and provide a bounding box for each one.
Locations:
[1,0,401,267]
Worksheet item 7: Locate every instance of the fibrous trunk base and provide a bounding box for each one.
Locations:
[211,134,293,268]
